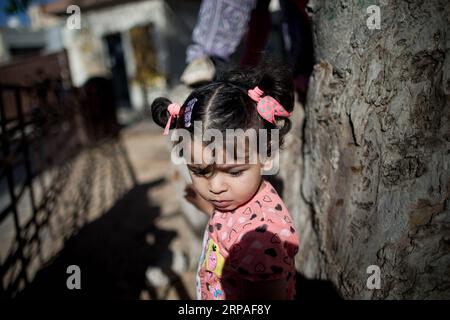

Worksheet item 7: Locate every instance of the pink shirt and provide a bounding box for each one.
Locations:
[196,180,299,300]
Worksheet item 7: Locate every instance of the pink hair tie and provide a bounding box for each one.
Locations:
[247,86,290,124]
[163,103,181,135]
[248,86,264,102]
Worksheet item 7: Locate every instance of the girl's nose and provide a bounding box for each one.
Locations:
[209,175,228,195]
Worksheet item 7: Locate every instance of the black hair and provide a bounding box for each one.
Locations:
[151,60,294,152]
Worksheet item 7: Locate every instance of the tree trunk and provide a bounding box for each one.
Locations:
[285,0,450,299]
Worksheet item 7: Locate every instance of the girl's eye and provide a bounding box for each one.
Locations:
[189,168,211,177]
[192,171,206,177]
[229,171,243,177]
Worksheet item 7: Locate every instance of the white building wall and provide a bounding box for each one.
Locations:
[61,0,173,110]
[62,25,111,87]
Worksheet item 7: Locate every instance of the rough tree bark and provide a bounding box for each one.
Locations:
[283,0,450,299]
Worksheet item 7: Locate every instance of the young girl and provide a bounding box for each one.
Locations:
[151,63,299,300]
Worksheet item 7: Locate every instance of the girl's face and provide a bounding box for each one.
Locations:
[186,139,268,212]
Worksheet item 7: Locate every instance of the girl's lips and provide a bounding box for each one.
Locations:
[211,200,232,207]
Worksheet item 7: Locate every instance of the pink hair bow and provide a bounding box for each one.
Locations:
[247,86,290,124]
[163,103,181,135]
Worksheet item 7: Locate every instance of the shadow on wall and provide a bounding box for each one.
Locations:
[295,272,342,299]
[16,178,190,299]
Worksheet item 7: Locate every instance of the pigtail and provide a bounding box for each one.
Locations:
[222,58,295,147]
[257,61,294,146]
[257,59,294,114]
[151,97,174,129]
[222,59,294,112]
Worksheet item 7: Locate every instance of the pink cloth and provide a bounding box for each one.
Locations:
[196,180,299,300]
